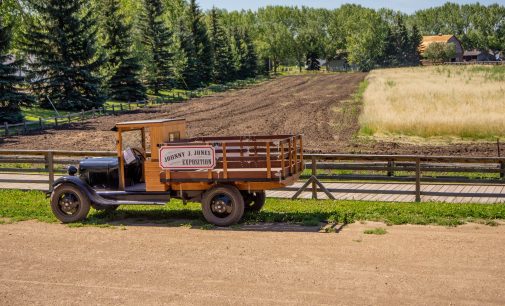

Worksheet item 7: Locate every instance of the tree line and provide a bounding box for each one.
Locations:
[1,1,504,123]
[0,0,258,123]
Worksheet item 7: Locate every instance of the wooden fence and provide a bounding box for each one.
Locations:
[444,61,504,66]
[0,150,504,202]
[295,154,505,201]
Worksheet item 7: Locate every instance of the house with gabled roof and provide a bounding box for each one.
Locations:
[419,34,464,62]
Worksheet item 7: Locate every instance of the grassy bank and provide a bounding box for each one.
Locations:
[1,190,504,227]
[20,77,270,122]
[360,65,505,139]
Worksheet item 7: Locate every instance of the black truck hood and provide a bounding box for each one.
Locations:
[79,157,118,171]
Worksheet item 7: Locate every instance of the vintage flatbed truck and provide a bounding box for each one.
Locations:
[50,118,303,226]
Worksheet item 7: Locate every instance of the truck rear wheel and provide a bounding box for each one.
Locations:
[50,184,90,223]
[244,191,266,212]
[201,185,245,226]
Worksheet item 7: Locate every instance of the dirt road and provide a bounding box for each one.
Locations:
[1,221,504,305]
[0,73,500,155]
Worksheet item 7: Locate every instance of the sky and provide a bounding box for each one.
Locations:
[197,0,504,13]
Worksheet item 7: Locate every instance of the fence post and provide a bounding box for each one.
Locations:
[67,114,71,124]
[4,122,8,136]
[54,117,58,127]
[23,120,27,133]
[120,103,123,112]
[311,156,317,199]
[47,151,54,191]
[415,158,421,202]
[81,109,84,122]
[387,160,395,177]
[92,107,96,117]
[112,104,115,115]
[500,161,505,180]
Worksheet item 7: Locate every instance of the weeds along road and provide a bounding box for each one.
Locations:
[1,221,505,305]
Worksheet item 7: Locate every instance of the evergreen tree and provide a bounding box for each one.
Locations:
[230,27,258,80]
[182,0,212,88]
[241,30,258,78]
[99,0,146,102]
[230,26,244,80]
[306,51,320,70]
[174,18,195,89]
[209,8,234,83]
[139,0,173,95]
[0,18,34,123]
[383,15,410,66]
[22,0,104,111]
[407,25,422,65]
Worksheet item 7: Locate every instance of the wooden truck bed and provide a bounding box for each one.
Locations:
[146,135,303,191]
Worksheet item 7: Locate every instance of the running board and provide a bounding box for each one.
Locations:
[112,201,167,205]
[90,191,171,206]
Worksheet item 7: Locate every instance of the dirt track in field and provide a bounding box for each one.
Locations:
[0,73,500,155]
[1,221,505,305]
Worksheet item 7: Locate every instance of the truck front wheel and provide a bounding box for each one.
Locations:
[201,185,245,226]
[50,184,91,223]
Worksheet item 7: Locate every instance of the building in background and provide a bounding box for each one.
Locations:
[419,34,464,62]
[463,49,499,62]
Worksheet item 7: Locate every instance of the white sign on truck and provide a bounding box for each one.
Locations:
[159,145,216,170]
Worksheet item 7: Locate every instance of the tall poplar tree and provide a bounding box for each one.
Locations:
[0,18,34,123]
[139,0,173,95]
[99,0,146,102]
[23,0,104,110]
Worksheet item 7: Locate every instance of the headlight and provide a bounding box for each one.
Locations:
[68,165,78,176]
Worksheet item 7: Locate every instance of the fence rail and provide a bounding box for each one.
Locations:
[0,150,504,201]
[444,61,504,65]
[298,154,505,201]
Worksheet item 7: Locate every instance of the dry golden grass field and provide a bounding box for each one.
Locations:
[360,65,505,139]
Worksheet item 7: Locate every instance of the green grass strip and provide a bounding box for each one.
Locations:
[0,190,504,227]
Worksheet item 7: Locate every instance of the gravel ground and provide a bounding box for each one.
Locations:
[1,221,505,305]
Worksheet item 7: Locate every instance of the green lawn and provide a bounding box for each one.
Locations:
[21,106,72,122]
[0,189,504,228]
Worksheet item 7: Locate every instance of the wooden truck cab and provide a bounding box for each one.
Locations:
[114,118,186,191]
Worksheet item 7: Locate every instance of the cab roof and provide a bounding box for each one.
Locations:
[113,118,185,131]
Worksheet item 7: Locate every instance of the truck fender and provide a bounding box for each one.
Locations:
[51,176,102,204]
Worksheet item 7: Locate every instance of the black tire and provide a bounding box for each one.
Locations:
[91,203,120,212]
[243,191,266,212]
[201,185,245,226]
[50,184,91,223]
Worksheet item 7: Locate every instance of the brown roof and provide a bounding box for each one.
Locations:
[419,35,457,53]
[113,118,185,131]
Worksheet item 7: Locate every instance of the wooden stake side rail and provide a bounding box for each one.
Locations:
[159,135,303,184]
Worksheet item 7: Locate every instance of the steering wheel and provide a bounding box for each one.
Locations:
[131,148,146,163]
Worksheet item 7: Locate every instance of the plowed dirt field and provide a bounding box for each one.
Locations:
[0,74,499,155]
